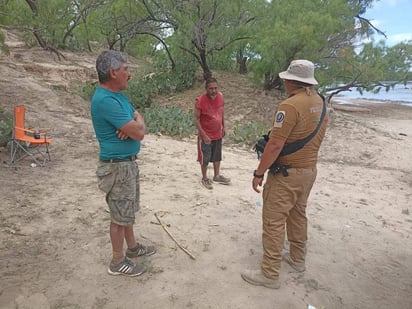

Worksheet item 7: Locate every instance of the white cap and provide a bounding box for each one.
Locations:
[279,60,318,85]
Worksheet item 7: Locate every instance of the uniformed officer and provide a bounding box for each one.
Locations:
[241,59,328,289]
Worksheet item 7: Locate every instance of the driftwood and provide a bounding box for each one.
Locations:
[154,212,196,260]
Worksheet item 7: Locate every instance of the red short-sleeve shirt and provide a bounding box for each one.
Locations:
[196,92,224,140]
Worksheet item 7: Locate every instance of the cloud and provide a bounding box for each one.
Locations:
[382,0,404,6]
[375,0,407,8]
[388,33,412,45]
[387,0,398,6]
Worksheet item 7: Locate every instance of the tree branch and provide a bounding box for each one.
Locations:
[356,14,387,38]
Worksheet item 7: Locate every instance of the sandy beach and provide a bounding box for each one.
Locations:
[0,32,411,309]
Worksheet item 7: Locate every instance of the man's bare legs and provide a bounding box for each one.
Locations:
[200,161,221,180]
[213,161,231,184]
[110,222,137,264]
[200,164,214,189]
[124,225,137,249]
[201,164,208,180]
[213,161,221,178]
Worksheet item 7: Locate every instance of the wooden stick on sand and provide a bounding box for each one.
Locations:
[154,212,196,260]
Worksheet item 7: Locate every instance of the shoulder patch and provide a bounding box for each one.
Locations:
[273,111,285,128]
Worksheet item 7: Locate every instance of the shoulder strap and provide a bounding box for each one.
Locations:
[279,93,326,156]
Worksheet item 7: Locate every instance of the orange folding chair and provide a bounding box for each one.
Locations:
[10,105,53,166]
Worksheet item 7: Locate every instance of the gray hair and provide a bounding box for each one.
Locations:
[96,50,127,83]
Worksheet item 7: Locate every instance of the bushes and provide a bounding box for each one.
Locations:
[126,68,196,109]
[227,120,267,146]
[143,106,267,147]
[0,107,12,147]
[78,81,96,101]
[142,106,268,147]
[78,66,196,110]
[143,106,196,138]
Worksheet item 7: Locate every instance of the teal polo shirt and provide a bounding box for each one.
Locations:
[91,86,140,160]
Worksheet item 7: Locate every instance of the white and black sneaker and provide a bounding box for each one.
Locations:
[108,257,146,277]
[126,244,156,258]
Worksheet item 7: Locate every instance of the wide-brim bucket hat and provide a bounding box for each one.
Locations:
[279,59,318,85]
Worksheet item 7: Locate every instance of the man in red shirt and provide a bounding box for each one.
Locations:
[195,77,231,189]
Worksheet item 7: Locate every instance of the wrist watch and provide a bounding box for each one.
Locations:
[253,170,264,178]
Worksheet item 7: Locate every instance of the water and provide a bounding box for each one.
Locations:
[331,81,412,107]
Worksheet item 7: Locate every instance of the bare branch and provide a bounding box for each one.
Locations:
[356,14,387,38]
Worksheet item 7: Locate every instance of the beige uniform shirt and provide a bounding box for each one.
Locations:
[269,88,328,168]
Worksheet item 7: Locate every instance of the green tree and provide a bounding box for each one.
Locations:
[0,0,409,98]
[62,0,107,51]
[143,0,256,80]
[248,0,362,89]
[324,40,412,99]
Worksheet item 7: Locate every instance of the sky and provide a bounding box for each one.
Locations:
[363,0,412,46]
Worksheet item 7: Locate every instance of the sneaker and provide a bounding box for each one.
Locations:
[282,252,306,272]
[213,175,231,185]
[126,243,156,258]
[201,178,213,190]
[241,270,280,289]
[108,257,146,277]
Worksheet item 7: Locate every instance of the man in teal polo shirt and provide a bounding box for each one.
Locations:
[91,50,156,277]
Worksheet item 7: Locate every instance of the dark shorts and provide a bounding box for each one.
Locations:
[197,138,222,166]
[96,161,140,226]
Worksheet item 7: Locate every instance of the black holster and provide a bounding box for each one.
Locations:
[269,158,291,177]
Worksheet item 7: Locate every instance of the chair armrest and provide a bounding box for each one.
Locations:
[15,127,32,133]
[15,127,51,139]
[32,127,51,132]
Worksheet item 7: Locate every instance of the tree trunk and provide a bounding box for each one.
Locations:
[32,28,47,49]
[199,49,212,80]
[25,0,38,15]
[236,50,248,74]
[264,73,282,90]
[238,56,248,74]
[24,0,65,60]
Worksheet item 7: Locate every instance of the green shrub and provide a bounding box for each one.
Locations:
[0,32,10,55]
[143,106,196,138]
[0,107,12,147]
[76,65,195,110]
[125,78,157,109]
[76,78,154,106]
[78,81,96,101]
[127,68,196,109]
[227,120,267,146]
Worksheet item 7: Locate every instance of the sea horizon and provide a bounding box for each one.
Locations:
[331,81,412,107]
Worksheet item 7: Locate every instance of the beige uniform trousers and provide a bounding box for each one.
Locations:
[261,167,317,278]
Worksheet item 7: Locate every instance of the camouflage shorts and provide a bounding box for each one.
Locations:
[96,161,140,226]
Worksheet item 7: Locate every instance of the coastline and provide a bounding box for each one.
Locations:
[333,96,412,107]
[330,81,412,107]
[329,97,412,138]
[330,97,412,114]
